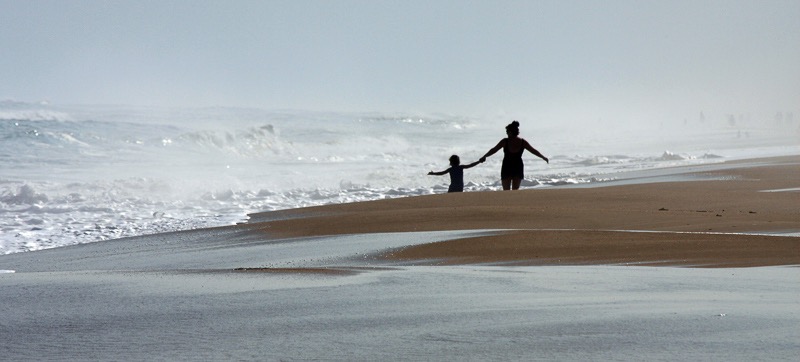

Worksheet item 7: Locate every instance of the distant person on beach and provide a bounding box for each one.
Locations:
[480,120,549,190]
[428,155,483,193]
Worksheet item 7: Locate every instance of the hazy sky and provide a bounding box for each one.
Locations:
[2,0,798,121]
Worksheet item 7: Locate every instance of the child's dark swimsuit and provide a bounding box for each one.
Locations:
[501,139,524,179]
[448,166,465,193]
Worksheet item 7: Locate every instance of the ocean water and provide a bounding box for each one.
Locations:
[1,101,797,254]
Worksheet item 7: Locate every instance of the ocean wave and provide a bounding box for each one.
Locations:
[0,110,73,122]
[1,118,302,165]
[0,184,48,204]
[0,100,61,122]
[359,112,476,129]
[654,151,725,162]
[173,124,291,157]
[656,150,688,161]
[573,155,633,166]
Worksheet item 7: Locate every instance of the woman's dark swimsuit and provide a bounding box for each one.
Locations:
[501,139,524,179]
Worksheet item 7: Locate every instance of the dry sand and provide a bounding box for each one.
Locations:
[249,155,800,267]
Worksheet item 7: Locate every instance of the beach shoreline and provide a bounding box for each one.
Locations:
[243,155,800,268]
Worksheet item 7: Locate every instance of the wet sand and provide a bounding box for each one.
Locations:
[249,155,800,268]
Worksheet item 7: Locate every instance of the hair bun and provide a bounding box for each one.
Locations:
[511,121,520,127]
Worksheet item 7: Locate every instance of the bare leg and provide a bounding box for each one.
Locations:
[501,178,511,190]
[511,178,522,190]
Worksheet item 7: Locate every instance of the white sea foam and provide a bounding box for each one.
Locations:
[1,103,797,254]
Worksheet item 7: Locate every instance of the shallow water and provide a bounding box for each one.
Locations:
[1,227,798,360]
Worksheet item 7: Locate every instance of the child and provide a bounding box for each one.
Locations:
[427,155,483,193]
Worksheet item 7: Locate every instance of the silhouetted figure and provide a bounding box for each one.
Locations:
[428,155,482,193]
[480,121,549,190]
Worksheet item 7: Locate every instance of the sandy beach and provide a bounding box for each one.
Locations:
[1,156,798,360]
[249,155,800,268]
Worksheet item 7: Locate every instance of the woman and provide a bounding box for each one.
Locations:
[480,121,549,190]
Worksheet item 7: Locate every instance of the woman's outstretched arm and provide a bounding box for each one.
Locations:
[462,159,483,169]
[480,139,505,162]
[522,139,549,163]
